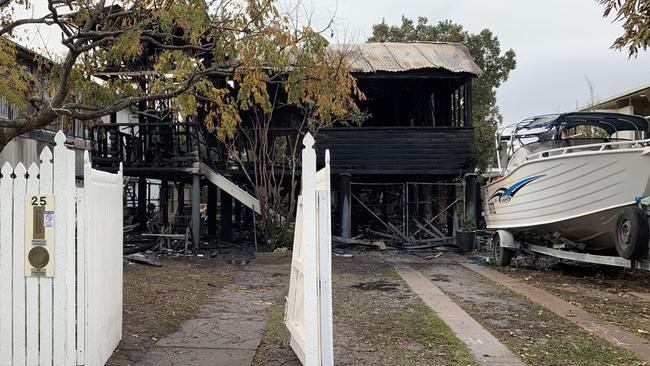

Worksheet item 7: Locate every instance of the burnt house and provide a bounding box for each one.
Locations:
[315,42,481,238]
[89,41,480,248]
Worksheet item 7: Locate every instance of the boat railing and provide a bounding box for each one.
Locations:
[525,138,650,162]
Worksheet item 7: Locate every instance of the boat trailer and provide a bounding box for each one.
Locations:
[490,230,650,272]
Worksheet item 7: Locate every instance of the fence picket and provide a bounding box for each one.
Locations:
[25,163,39,366]
[0,162,14,366]
[65,148,76,366]
[317,151,333,366]
[53,131,67,365]
[38,146,53,366]
[75,188,85,365]
[12,163,27,366]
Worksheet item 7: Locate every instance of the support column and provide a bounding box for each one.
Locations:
[447,184,456,236]
[234,201,242,228]
[160,179,169,225]
[464,173,478,225]
[465,78,473,127]
[339,173,351,238]
[220,189,233,242]
[137,177,147,229]
[192,174,201,252]
[207,184,217,236]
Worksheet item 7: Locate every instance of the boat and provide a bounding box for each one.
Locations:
[484,112,650,262]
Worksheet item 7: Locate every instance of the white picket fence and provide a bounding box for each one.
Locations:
[285,133,334,366]
[0,131,123,366]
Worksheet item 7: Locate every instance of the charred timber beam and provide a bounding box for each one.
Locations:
[137,177,147,229]
[207,184,217,236]
[220,189,233,242]
[340,173,351,239]
[192,174,201,252]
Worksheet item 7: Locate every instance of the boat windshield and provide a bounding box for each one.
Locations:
[491,112,650,175]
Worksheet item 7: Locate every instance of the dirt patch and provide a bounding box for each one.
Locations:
[415,263,646,365]
[252,304,298,366]
[351,280,401,292]
[107,257,237,365]
[332,257,476,365]
[496,262,650,342]
[252,253,475,365]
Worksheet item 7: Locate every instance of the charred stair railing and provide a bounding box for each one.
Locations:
[89,121,201,175]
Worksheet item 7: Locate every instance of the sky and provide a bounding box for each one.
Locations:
[304,0,650,124]
[11,0,650,124]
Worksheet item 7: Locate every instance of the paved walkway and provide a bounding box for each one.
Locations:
[396,265,525,366]
[464,263,650,363]
[136,253,291,366]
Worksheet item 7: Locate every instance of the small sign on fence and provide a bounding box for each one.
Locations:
[285,133,334,366]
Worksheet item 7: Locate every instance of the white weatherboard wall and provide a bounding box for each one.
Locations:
[0,131,123,366]
[285,133,334,366]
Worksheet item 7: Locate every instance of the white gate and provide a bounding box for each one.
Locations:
[285,133,334,366]
[0,131,123,366]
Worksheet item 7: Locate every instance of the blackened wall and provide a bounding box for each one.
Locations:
[315,127,474,176]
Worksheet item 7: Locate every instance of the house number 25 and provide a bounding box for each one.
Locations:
[31,196,47,206]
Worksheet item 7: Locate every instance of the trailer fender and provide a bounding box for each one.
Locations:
[496,230,520,249]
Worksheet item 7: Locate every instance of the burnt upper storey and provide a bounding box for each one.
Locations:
[315,70,475,177]
[312,42,480,177]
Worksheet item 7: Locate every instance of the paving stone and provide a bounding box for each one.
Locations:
[137,347,257,366]
[137,256,291,366]
[396,265,525,366]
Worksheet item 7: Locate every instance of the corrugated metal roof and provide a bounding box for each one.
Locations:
[331,42,482,75]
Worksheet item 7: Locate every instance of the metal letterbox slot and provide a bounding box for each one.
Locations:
[33,206,45,240]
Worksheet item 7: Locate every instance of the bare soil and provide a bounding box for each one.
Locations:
[253,252,476,365]
[107,257,237,365]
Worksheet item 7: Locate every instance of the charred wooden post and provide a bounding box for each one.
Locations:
[220,189,233,242]
[176,182,185,213]
[446,184,456,236]
[464,173,478,224]
[465,79,473,127]
[207,184,217,236]
[339,173,351,239]
[192,174,201,252]
[160,179,169,225]
[137,177,147,229]
[234,200,242,228]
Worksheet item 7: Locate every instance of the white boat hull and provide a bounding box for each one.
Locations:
[484,148,650,250]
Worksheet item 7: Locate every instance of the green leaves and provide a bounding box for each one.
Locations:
[600,0,650,56]
[0,38,36,110]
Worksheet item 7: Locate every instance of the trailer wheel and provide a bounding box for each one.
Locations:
[614,207,649,260]
[493,233,514,267]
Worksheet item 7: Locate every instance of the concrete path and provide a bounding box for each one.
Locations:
[464,263,650,363]
[136,253,291,366]
[396,265,525,366]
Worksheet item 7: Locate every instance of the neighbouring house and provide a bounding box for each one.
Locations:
[0,40,90,173]
[580,82,650,117]
[579,82,650,140]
